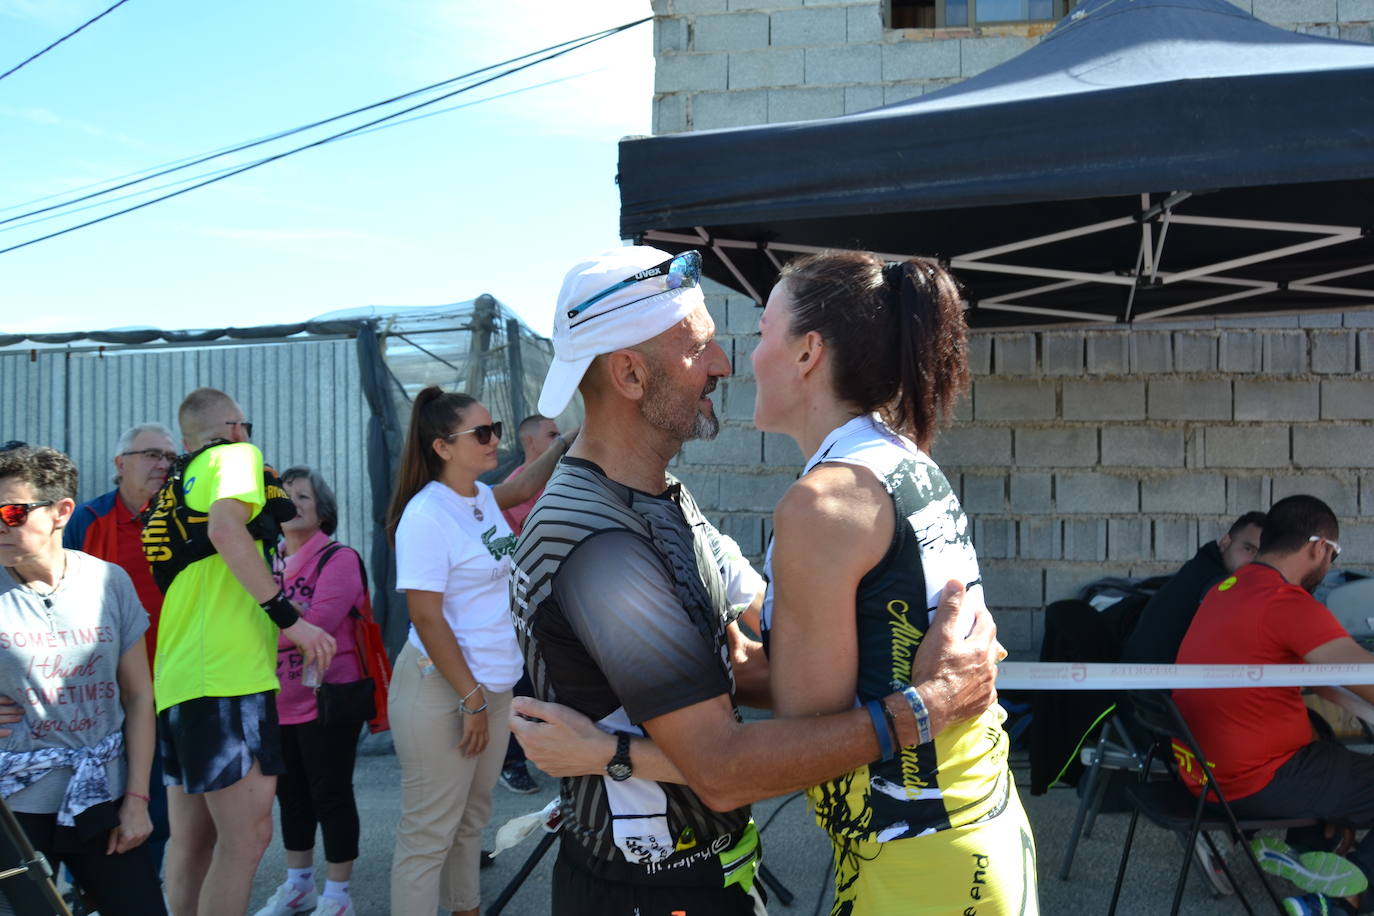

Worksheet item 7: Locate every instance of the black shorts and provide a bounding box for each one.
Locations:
[158,692,285,794]
[551,840,766,916]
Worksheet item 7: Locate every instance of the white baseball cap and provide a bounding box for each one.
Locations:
[538,246,705,417]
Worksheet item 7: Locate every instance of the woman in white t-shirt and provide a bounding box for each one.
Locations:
[384,385,571,916]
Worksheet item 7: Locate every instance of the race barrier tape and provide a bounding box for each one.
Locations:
[996,661,1374,691]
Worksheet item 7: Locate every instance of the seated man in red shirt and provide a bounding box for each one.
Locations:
[1175,494,1374,916]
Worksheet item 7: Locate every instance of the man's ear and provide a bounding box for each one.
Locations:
[1218,533,1233,552]
[604,349,651,401]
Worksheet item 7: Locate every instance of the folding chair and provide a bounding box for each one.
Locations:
[1059,706,1156,880]
[1107,689,1319,916]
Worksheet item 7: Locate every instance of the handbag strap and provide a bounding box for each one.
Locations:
[310,541,381,681]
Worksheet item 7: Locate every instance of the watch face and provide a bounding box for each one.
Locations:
[606,762,633,782]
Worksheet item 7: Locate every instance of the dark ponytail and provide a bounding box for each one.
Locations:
[779,251,968,452]
[385,385,477,543]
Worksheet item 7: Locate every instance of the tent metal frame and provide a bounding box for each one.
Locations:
[643,191,1372,324]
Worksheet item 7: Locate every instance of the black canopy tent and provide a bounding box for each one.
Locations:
[619,0,1374,327]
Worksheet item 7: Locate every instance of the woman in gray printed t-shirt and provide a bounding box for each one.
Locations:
[0,446,165,915]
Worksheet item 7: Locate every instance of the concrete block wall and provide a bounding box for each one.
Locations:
[673,286,1374,657]
[648,0,1374,133]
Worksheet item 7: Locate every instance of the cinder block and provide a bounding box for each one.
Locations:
[767,87,845,122]
[1154,519,1201,563]
[763,431,804,466]
[1234,381,1319,421]
[1045,565,1101,603]
[959,36,1034,76]
[1225,0,1253,12]
[1345,312,1374,328]
[720,514,765,557]
[1056,472,1140,514]
[729,48,804,90]
[1253,0,1338,21]
[1148,380,1232,420]
[722,377,757,421]
[1062,519,1107,562]
[1294,426,1374,468]
[973,380,1055,421]
[994,333,1037,375]
[705,290,729,333]
[882,83,924,106]
[1312,331,1357,374]
[1129,332,1173,373]
[677,0,728,10]
[1300,313,1345,328]
[729,0,802,8]
[694,12,769,51]
[682,425,759,466]
[1204,426,1290,468]
[1364,474,1374,515]
[1341,521,1374,567]
[951,389,973,423]
[1227,475,1270,516]
[1016,428,1099,467]
[1219,331,1262,372]
[1141,474,1228,514]
[1362,331,1374,371]
[1296,23,1338,37]
[1018,518,1060,561]
[1041,333,1085,377]
[673,469,720,506]
[1173,331,1219,372]
[1108,518,1152,562]
[1086,335,1129,375]
[1322,381,1374,420]
[961,473,1006,514]
[844,84,885,113]
[847,4,883,41]
[980,562,1043,609]
[1101,427,1184,468]
[1062,381,1145,421]
[1009,473,1052,513]
[656,52,729,93]
[1341,0,1374,23]
[657,16,689,52]
[881,39,961,81]
[974,518,1015,559]
[726,294,762,335]
[691,89,768,130]
[770,6,848,46]
[967,334,993,375]
[1262,332,1309,375]
[717,471,795,512]
[1340,22,1374,41]
[931,427,1012,467]
[993,608,1039,657]
[1271,473,1358,516]
[655,93,688,134]
[806,44,882,84]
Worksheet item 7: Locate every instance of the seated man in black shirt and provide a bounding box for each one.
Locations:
[1121,510,1265,663]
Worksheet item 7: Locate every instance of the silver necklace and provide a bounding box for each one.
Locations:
[461,491,483,522]
[7,552,68,610]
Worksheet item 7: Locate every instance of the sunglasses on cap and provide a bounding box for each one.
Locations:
[566,250,702,324]
[0,501,53,528]
[443,422,503,446]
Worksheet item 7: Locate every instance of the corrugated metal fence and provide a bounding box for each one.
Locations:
[0,339,374,552]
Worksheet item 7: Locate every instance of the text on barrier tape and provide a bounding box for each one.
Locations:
[996,661,1374,691]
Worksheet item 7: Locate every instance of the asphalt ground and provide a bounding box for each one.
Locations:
[246,727,1321,916]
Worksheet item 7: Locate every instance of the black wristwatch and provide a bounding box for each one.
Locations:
[606,733,632,782]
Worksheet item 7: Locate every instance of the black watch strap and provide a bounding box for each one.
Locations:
[606,732,633,782]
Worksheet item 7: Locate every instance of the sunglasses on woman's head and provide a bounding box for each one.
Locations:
[443,422,503,446]
[0,501,53,528]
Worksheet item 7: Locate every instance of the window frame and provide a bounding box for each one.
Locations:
[889,0,1075,29]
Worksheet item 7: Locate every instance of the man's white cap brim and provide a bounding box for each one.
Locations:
[538,353,597,418]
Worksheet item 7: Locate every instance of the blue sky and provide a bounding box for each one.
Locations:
[0,0,653,337]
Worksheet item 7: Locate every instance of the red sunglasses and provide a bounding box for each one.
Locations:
[0,501,53,528]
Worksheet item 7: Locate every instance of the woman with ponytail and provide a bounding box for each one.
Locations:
[751,251,1037,915]
[385,386,572,916]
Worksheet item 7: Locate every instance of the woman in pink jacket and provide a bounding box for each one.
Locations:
[254,467,367,916]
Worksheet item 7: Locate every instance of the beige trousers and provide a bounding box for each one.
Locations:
[389,641,513,914]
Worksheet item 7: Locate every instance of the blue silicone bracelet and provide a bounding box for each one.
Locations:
[866,699,895,762]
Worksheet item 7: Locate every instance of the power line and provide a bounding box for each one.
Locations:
[0,70,598,237]
[0,17,649,257]
[0,19,638,228]
[0,0,132,84]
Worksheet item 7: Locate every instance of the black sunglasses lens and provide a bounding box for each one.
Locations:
[243,422,253,437]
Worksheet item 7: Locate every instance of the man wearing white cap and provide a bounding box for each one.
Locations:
[508,246,998,915]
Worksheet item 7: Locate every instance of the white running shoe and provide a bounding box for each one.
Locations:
[251,881,318,916]
[313,897,355,916]
[1194,834,1236,897]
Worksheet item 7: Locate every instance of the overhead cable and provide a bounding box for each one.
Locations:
[0,0,132,84]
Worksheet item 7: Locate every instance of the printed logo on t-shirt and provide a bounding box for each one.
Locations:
[1217,576,1237,592]
[183,476,196,494]
[481,526,517,560]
